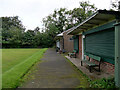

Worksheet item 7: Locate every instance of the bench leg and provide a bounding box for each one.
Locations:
[70,54,72,58]
[89,66,92,73]
[75,54,76,58]
[99,66,100,72]
[81,61,83,66]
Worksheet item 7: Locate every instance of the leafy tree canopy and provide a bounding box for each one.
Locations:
[2,1,97,48]
[110,0,120,11]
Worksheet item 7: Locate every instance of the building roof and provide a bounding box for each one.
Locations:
[56,26,76,37]
[56,32,63,37]
[67,10,120,35]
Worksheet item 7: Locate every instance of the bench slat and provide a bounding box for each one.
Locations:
[89,54,101,61]
[82,60,90,63]
[87,62,97,66]
[82,60,96,66]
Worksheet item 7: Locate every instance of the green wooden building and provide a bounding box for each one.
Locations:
[68,10,120,87]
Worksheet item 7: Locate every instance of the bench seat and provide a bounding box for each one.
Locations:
[68,49,78,58]
[83,61,96,66]
[81,54,101,72]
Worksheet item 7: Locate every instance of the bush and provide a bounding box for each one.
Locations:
[90,77,116,88]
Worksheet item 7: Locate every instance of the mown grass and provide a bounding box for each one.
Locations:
[2,48,47,88]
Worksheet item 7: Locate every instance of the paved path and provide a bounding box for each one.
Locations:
[20,48,88,88]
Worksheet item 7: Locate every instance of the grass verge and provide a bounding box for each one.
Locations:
[2,48,47,88]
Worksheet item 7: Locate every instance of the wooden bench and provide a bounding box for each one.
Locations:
[68,49,78,58]
[81,54,101,72]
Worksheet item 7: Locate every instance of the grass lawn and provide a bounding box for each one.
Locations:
[2,48,47,88]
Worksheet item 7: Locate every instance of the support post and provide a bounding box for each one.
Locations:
[82,33,85,60]
[0,17,2,89]
[82,35,84,60]
[115,22,120,87]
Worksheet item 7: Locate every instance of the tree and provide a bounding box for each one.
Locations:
[2,16,25,48]
[22,30,35,47]
[42,1,97,47]
[2,1,97,48]
[69,1,97,26]
[43,8,68,33]
[110,0,120,11]
[42,1,97,32]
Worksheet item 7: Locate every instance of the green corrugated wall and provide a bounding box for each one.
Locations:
[73,35,79,52]
[85,28,115,64]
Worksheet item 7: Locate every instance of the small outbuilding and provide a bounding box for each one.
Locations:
[56,28,74,53]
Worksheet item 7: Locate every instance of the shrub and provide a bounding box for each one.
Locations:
[90,77,116,88]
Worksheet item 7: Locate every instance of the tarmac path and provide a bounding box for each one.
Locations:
[20,48,88,88]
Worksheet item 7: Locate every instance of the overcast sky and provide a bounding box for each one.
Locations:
[0,0,114,30]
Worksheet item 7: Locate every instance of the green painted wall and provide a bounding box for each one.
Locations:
[85,28,115,64]
[73,35,79,52]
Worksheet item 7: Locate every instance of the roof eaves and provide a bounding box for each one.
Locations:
[67,10,120,35]
[56,32,63,37]
[67,11,98,35]
[66,26,77,35]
